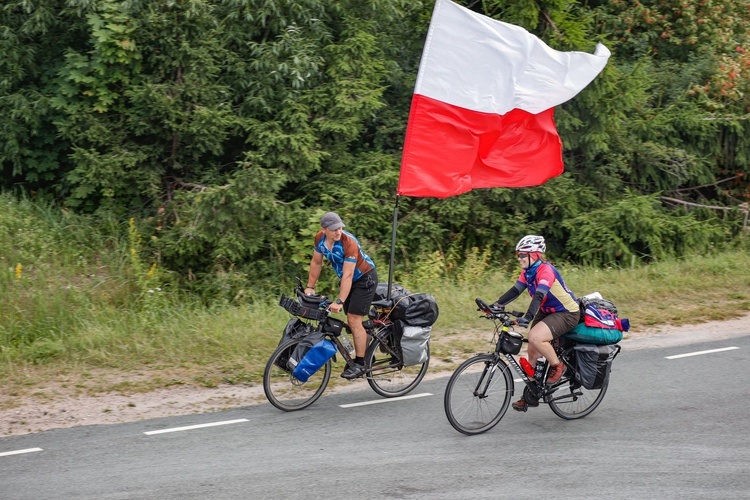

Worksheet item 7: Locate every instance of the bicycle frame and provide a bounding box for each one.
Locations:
[277,282,414,377]
[444,297,620,434]
[469,299,578,404]
[501,340,621,406]
[326,309,400,373]
[499,347,565,405]
[265,283,430,411]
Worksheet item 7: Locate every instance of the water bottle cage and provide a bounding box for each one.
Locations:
[533,361,546,380]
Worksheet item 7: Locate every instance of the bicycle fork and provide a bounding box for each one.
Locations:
[473,356,510,398]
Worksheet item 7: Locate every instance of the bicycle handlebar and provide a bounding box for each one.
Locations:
[475,297,524,322]
[293,275,394,313]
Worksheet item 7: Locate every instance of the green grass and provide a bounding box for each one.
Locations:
[1,192,750,401]
[3,250,749,399]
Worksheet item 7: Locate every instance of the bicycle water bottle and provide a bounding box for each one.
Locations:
[519,357,535,377]
[341,334,355,357]
[533,358,546,380]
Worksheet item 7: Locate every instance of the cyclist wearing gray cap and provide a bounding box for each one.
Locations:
[305,212,378,379]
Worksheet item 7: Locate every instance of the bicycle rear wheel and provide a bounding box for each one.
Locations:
[365,330,429,398]
[444,354,514,435]
[263,338,331,411]
[547,353,609,419]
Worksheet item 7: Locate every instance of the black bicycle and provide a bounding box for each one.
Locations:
[263,280,430,411]
[443,298,620,435]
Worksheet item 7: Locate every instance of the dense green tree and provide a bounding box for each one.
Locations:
[1,0,748,293]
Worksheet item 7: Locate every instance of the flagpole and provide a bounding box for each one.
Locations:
[387,196,400,301]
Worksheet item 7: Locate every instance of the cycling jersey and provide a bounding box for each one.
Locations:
[517,262,578,314]
[313,230,375,282]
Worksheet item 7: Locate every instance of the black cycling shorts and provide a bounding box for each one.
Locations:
[344,270,378,317]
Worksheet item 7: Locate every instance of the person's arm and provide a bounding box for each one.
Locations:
[522,286,549,321]
[306,251,323,295]
[522,264,554,321]
[496,281,525,306]
[331,261,355,313]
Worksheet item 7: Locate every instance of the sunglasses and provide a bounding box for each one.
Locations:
[517,253,530,259]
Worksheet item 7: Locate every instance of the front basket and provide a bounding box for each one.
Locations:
[279,294,325,321]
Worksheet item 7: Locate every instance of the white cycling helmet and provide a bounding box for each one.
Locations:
[515,235,546,253]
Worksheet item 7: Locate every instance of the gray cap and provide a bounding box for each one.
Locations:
[320,212,345,230]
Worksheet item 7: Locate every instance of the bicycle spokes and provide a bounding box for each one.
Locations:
[444,355,513,435]
[474,361,501,398]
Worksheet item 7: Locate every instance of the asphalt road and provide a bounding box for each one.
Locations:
[2,333,749,500]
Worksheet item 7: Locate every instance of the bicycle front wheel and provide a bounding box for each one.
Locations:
[365,331,429,398]
[263,338,331,411]
[444,354,514,435]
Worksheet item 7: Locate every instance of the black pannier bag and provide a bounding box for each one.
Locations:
[373,282,439,327]
[373,282,411,303]
[391,293,439,327]
[574,344,619,390]
[274,318,310,370]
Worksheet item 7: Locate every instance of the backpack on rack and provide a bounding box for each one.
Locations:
[564,292,630,345]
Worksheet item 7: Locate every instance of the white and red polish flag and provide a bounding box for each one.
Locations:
[397,0,610,198]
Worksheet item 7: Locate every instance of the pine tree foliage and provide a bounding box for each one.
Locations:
[1,0,748,295]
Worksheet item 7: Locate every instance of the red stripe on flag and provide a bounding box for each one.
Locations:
[397,94,564,198]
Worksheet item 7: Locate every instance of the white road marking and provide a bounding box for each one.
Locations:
[339,393,432,408]
[144,418,249,435]
[0,447,43,457]
[666,346,739,360]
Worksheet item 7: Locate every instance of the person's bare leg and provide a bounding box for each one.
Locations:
[347,313,367,356]
[527,322,559,366]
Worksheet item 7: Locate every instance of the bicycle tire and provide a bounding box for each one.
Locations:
[444,354,514,435]
[547,351,609,420]
[365,328,429,398]
[263,338,331,411]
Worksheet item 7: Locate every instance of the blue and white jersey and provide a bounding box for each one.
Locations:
[314,230,375,281]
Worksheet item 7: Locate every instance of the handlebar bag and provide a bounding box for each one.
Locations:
[292,339,337,382]
[499,331,523,355]
[297,291,326,309]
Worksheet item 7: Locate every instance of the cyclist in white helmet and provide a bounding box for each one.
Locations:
[494,235,580,412]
